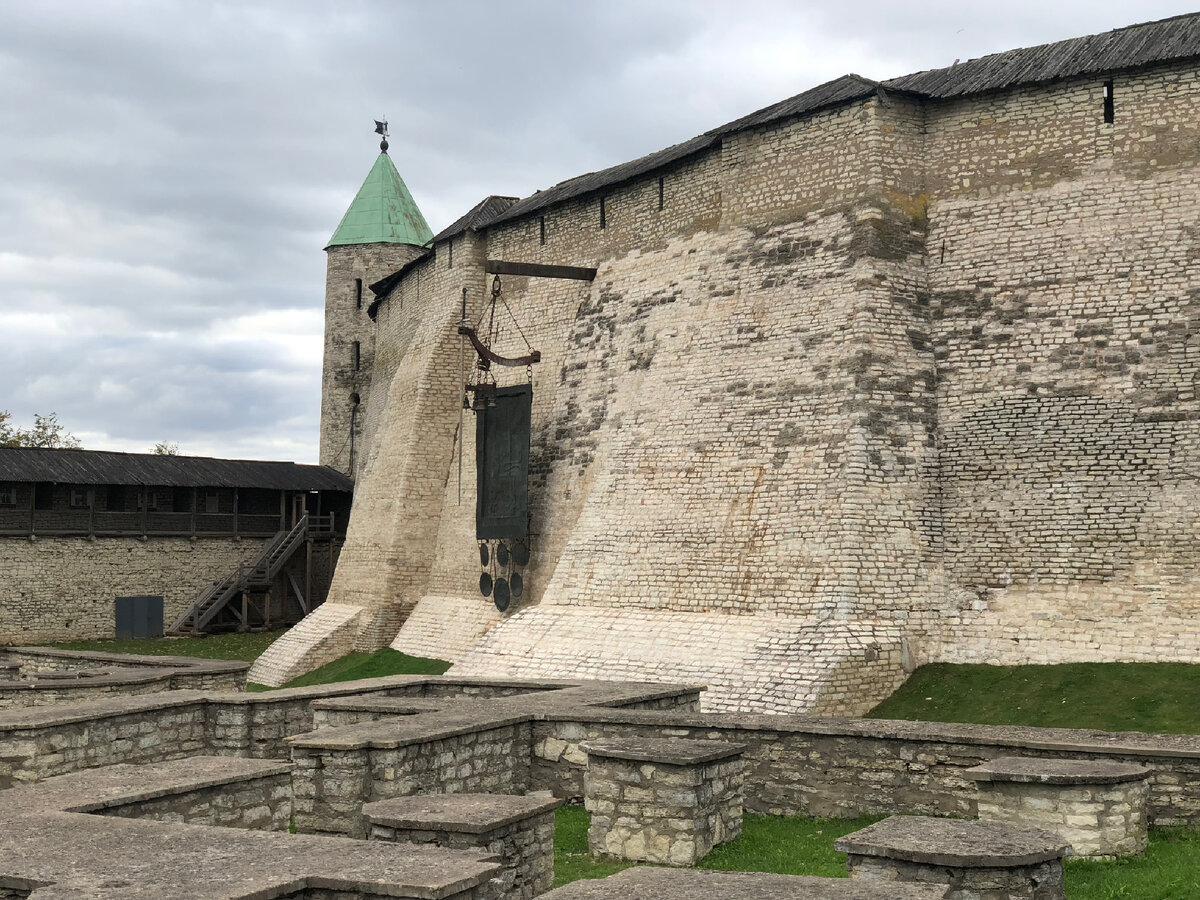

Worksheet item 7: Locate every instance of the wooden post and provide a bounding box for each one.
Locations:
[279,490,287,532]
[233,487,239,536]
[306,540,314,615]
[87,487,95,537]
[29,483,36,536]
[140,489,148,537]
[191,487,197,536]
[240,590,248,632]
[263,588,271,629]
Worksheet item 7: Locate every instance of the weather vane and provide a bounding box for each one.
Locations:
[374,118,389,153]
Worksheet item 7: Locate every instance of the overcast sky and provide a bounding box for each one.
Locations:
[0,1,1193,463]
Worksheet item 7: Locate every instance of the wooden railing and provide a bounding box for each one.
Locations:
[0,509,333,538]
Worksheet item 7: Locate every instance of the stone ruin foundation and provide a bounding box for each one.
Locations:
[1,648,1199,897]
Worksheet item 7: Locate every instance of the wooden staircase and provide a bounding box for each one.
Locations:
[168,515,322,635]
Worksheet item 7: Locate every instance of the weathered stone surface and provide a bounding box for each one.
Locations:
[363,792,561,833]
[0,757,502,899]
[838,817,1067,900]
[0,648,247,710]
[835,816,1068,867]
[583,737,744,865]
[581,737,746,765]
[966,757,1150,857]
[964,756,1149,785]
[366,793,560,900]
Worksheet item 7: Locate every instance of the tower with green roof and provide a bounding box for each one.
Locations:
[320,131,433,478]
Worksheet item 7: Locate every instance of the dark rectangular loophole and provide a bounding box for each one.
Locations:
[1103,80,1114,124]
[600,197,607,229]
[353,340,361,371]
[354,278,362,309]
[539,216,545,245]
[658,176,664,211]
[448,238,453,268]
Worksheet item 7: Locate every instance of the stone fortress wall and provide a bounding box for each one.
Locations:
[252,22,1200,707]
[0,535,269,644]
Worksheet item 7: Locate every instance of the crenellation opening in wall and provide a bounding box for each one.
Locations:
[539,216,545,245]
[658,176,664,211]
[354,278,362,310]
[600,197,607,229]
[1103,79,1114,124]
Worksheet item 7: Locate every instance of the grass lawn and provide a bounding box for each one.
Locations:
[48,632,450,689]
[51,631,283,661]
[866,662,1200,735]
[553,805,884,887]
[554,806,1200,898]
[247,647,450,691]
[1067,828,1200,899]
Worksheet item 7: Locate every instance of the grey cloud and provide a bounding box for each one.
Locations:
[0,0,1195,460]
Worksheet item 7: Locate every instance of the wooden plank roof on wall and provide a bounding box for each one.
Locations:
[0,447,353,491]
[467,14,1200,232]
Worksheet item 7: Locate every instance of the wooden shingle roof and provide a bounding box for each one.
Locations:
[467,14,1200,233]
[0,447,353,491]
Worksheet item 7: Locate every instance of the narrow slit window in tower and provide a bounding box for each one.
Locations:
[448,238,454,269]
[353,340,361,371]
[539,216,545,245]
[600,197,607,229]
[1103,80,1114,124]
[354,278,363,309]
[658,176,664,211]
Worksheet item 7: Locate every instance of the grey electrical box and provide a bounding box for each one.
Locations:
[115,595,164,639]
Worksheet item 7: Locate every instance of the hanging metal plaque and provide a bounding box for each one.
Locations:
[496,542,510,567]
[512,541,530,566]
[510,571,523,599]
[494,577,511,611]
[479,572,493,597]
[479,542,490,566]
[476,383,532,540]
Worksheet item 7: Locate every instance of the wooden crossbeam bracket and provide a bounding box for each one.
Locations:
[458,325,541,366]
[485,260,597,281]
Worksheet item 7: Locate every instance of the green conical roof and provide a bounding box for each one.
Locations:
[326,152,434,249]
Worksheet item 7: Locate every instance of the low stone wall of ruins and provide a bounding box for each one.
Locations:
[0,648,247,710]
[2,671,1200,898]
[4,677,1200,828]
[292,719,533,837]
[95,769,293,831]
[530,712,1200,826]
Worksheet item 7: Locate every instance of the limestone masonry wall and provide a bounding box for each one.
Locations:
[0,536,268,645]
[96,771,293,831]
[256,50,1200,702]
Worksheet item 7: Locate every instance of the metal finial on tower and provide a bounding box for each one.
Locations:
[374,118,389,153]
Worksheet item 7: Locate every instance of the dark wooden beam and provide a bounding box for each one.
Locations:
[486,260,597,281]
[458,325,541,367]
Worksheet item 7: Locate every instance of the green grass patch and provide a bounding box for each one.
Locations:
[1066,828,1200,899]
[50,631,283,662]
[698,812,884,877]
[246,648,451,691]
[553,805,633,886]
[867,662,1200,735]
[554,808,1200,898]
[553,806,882,886]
